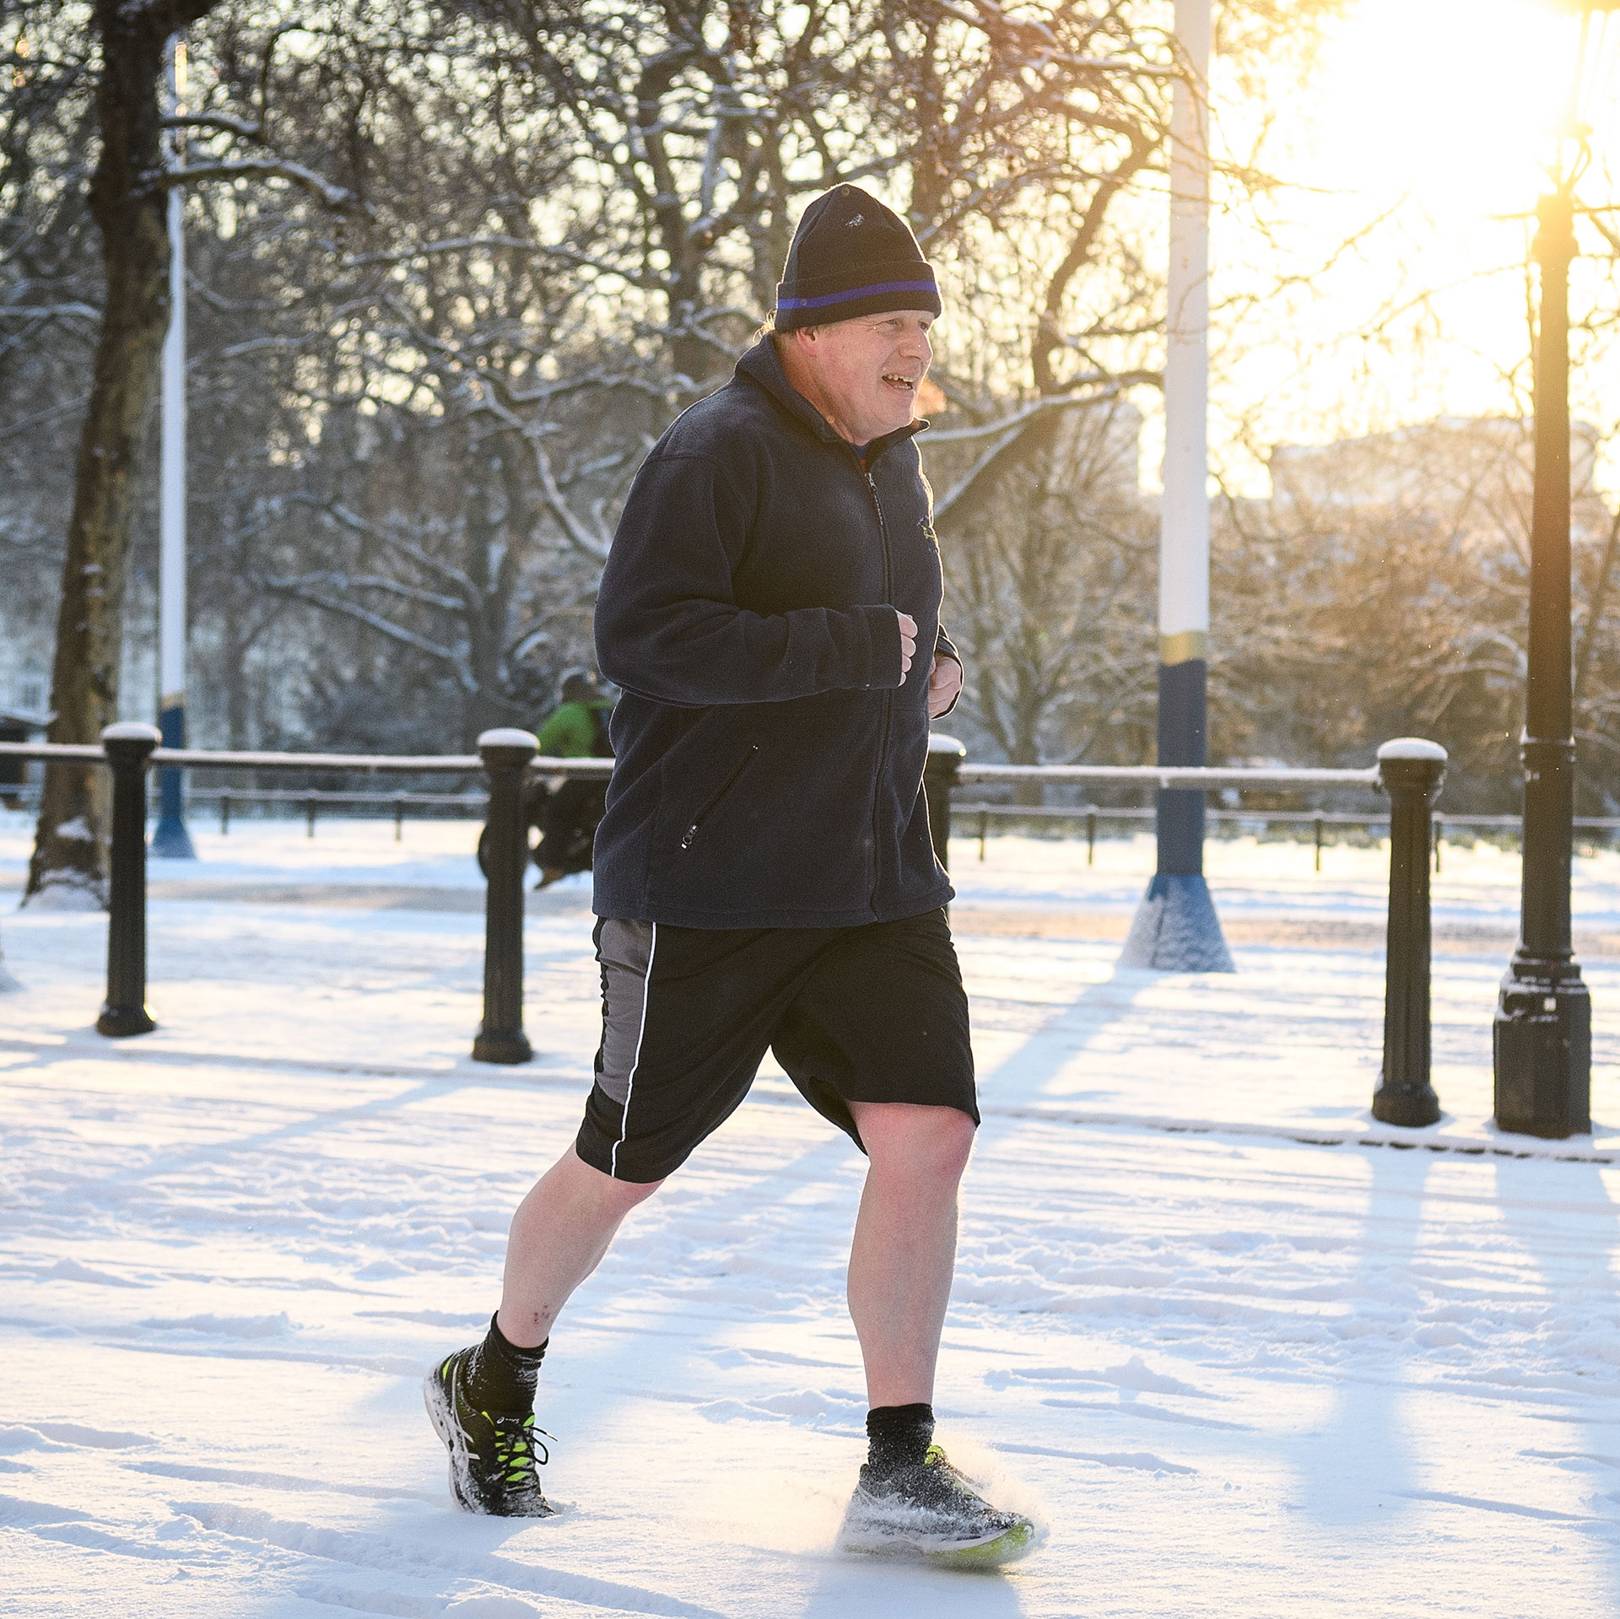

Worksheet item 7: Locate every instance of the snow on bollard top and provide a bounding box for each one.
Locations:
[477,727,539,752]
[1376,737,1447,764]
[929,732,966,757]
[101,721,163,745]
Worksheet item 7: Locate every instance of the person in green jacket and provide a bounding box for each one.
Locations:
[533,669,613,886]
[535,669,614,761]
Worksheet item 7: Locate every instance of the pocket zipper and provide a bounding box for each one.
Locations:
[679,744,760,849]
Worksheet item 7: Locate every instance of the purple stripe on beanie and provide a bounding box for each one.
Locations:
[777,279,939,311]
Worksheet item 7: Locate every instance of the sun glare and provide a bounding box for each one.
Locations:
[1204,0,1620,502]
[1306,0,1610,217]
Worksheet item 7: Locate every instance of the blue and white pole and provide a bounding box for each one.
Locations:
[1120,0,1231,971]
[151,33,196,860]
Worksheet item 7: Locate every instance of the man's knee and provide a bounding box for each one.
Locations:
[612,1173,666,1210]
[591,1175,664,1220]
[563,1145,666,1213]
[855,1101,977,1183]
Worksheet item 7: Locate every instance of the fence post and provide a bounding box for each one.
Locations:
[394,792,406,843]
[220,792,230,835]
[1314,813,1324,873]
[1087,808,1097,867]
[924,734,965,876]
[305,793,317,838]
[473,728,538,1064]
[97,723,161,1038]
[1372,738,1447,1127]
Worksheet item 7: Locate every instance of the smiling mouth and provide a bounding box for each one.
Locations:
[882,373,917,392]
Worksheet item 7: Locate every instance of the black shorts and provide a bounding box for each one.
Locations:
[574,908,978,1183]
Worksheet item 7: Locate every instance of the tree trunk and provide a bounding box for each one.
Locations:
[26,1,212,904]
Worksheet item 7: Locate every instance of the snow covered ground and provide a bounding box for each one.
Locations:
[2,813,1619,1618]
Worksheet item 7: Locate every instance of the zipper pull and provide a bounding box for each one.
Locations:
[679,824,699,850]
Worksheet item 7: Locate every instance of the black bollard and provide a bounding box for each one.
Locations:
[97,723,161,1038]
[924,734,965,876]
[473,728,538,1064]
[1371,738,1447,1127]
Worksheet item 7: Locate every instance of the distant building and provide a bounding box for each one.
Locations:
[1267,416,1612,548]
[0,572,158,745]
[0,619,51,729]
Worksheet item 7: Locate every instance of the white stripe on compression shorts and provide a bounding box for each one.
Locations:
[610,920,657,1179]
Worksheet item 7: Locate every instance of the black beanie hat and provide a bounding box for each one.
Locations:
[774,184,941,332]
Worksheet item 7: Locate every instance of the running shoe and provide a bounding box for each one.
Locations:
[840,1444,1035,1567]
[424,1345,554,1517]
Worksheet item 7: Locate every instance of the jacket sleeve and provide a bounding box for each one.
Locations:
[595,451,903,707]
[932,621,963,717]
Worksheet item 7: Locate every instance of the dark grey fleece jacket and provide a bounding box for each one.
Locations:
[591,335,960,929]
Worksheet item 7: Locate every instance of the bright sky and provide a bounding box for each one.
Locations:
[1207,0,1620,498]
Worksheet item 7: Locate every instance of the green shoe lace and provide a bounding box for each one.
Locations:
[487,1410,552,1488]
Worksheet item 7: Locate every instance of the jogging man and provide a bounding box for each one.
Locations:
[427,184,1032,1564]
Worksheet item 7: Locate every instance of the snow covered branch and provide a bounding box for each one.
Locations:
[162,111,263,141]
[155,157,359,211]
[262,579,474,689]
[531,438,613,564]
[288,498,477,597]
[272,569,466,615]
[0,303,101,322]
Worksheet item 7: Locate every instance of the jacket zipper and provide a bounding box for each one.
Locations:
[864,463,893,908]
[679,744,760,849]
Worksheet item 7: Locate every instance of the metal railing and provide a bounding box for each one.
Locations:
[8,756,1610,874]
[1,727,604,1065]
[9,730,1446,1126]
[952,803,1619,873]
[922,734,1447,1127]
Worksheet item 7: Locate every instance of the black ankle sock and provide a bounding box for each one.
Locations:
[866,1402,935,1475]
[466,1313,547,1414]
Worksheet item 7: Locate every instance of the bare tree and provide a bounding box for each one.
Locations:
[25,0,227,904]
[21,0,355,903]
[5,0,1365,811]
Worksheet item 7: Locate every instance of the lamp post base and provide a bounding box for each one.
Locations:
[1120,872,1235,973]
[1493,961,1591,1138]
[97,1003,157,1038]
[472,1028,533,1065]
[1371,1075,1440,1128]
[151,704,197,860]
[149,812,197,860]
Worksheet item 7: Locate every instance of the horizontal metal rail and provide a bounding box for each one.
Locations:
[957,763,1380,789]
[181,788,488,808]
[0,741,612,777]
[953,801,1620,833]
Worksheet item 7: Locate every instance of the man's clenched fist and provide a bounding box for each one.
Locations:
[927,653,963,719]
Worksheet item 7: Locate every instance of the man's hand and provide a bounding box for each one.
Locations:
[896,611,918,679]
[927,652,963,718]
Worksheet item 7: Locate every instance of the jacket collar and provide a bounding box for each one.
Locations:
[734,335,927,462]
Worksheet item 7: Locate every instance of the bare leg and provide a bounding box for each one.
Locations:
[497,1146,663,1348]
[845,1101,976,1408]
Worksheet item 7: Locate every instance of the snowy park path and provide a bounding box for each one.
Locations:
[3,822,1619,1617]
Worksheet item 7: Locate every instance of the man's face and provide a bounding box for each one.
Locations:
[796,310,935,444]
